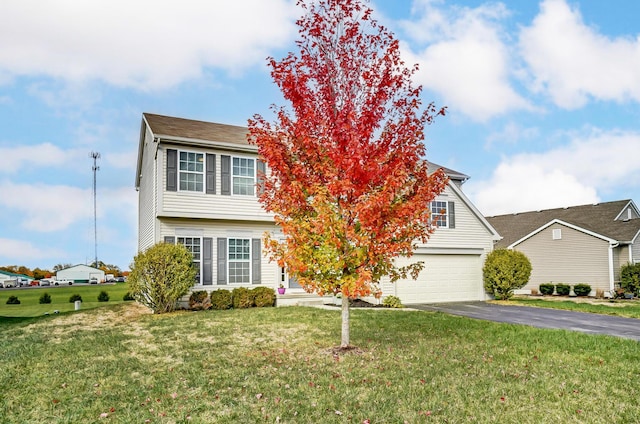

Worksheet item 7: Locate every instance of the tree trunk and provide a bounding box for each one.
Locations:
[341,297,350,347]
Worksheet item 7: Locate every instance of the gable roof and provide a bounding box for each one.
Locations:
[487,200,640,247]
[0,270,33,280]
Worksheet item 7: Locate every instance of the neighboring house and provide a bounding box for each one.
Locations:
[135,113,500,304]
[486,200,640,295]
[0,270,32,287]
[56,265,105,283]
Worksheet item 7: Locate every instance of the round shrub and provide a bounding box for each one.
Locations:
[483,249,532,300]
[573,284,592,297]
[539,283,555,296]
[621,263,640,295]
[232,287,254,309]
[123,292,135,301]
[555,283,570,296]
[69,294,83,303]
[188,290,211,310]
[210,289,233,310]
[252,287,276,307]
[39,292,52,304]
[382,295,403,308]
[97,290,110,302]
[6,295,20,305]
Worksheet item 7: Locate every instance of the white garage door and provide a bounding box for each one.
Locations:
[394,254,483,304]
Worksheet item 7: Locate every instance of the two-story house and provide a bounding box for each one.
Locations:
[135,113,501,304]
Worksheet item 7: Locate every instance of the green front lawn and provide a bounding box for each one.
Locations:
[505,297,640,319]
[1,303,639,423]
[0,284,131,318]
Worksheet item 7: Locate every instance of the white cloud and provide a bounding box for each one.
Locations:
[485,122,539,149]
[0,0,297,90]
[0,143,85,173]
[400,1,531,121]
[0,238,63,261]
[520,0,640,108]
[467,129,640,215]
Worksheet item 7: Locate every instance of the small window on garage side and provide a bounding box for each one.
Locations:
[552,229,562,240]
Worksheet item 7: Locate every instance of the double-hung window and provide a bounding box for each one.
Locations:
[431,201,448,228]
[232,157,255,196]
[178,237,201,284]
[179,151,204,192]
[228,238,251,283]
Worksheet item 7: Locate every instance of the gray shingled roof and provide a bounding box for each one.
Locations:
[487,200,640,247]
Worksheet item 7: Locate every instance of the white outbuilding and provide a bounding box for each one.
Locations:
[56,265,105,283]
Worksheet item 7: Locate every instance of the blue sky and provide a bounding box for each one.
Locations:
[1,0,639,271]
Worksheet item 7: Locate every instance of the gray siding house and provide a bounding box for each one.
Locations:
[487,200,640,295]
[135,113,500,304]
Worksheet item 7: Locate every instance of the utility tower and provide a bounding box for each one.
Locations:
[90,151,101,267]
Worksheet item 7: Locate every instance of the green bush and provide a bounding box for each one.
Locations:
[382,295,403,308]
[252,287,276,307]
[128,242,197,314]
[483,249,532,300]
[573,284,592,297]
[97,291,110,302]
[39,292,52,304]
[6,295,20,305]
[188,290,211,310]
[69,294,83,303]
[539,283,555,296]
[232,287,254,309]
[123,292,135,301]
[210,290,233,310]
[555,283,570,296]
[620,263,640,295]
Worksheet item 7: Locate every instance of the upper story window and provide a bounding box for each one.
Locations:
[179,151,204,192]
[233,157,255,196]
[431,200,449,228]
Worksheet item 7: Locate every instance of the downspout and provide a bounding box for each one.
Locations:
[608,242,619,296]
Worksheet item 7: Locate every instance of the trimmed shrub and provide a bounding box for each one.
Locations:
[39,292,52,304]
[97,290,110,302]
[128,242,197,314]
[6,295,20,305]
[555,283,570,296]
[188,290,211,310]
[620,263,640,295]
[69,294,83,303]
[252,287,276,307]
[210,290,233,310]
[382,295,403,308]
[539,283,555,296]
[573,284,592,297]
[483,249,532,300]
[232,287,254,309]
[123,292,135,301]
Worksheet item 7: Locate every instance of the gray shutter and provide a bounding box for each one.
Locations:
[203,237,213,285]
[448,201,455,229]
[256,159,266,195]
[217,238,227,285]
[206,154,216,194]
[166,149,177,192]
[164,236,175,244]
[252,238,261,284]
[221,155,231,195]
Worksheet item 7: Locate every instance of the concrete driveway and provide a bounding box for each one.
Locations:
[408,301,640,341]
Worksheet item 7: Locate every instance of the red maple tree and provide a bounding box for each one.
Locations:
[249,0,448,347]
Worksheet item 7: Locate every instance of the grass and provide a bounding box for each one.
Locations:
[2,303,640,423]
[504,297,640,319]
[0,284,131,318]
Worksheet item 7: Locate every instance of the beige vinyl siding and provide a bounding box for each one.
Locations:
[632,238,640,263]
[159,218,279,289]
[158,145,272,221]
[514,223,611,292]
[138,125,157,252]
[613,245,630,283]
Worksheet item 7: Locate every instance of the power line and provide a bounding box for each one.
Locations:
[89,151,101,267]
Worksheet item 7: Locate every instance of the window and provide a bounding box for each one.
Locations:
[177,237,201,284]
[232,157,255,195]
[431,201,448,228]
[228,238,251,283]
[179,151,204,192]
[552,229,562,240]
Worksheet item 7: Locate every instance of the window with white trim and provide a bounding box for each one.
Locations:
[228,238,251,283]
[232,157,255,196]
[430,201,448,228]
[177,237,201,284]
[179,151,204,192]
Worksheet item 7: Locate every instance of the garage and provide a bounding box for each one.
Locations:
[393,253,484,304]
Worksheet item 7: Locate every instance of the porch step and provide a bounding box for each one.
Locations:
[276,291,334,307]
